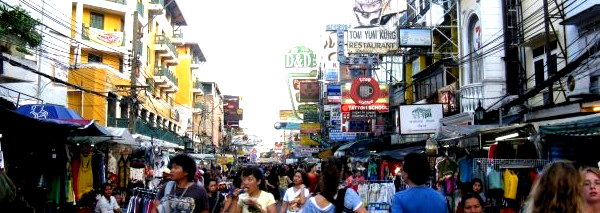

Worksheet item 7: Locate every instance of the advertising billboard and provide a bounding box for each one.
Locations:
[399,104,443,134]
[398,29,432,47]
[299,79,319,103]
[89,28,123,47]
[341,76,390,112]
[224,95,242,122]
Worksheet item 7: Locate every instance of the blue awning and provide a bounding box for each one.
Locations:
[16,104,83,119]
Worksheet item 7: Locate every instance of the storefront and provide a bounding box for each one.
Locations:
[538,115,600,167]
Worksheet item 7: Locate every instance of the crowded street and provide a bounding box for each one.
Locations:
[2,0,600,212]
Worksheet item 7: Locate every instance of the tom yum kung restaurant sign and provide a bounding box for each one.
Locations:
[347,26,398,54]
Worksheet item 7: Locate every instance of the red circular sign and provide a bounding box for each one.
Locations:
[350,76,380,105]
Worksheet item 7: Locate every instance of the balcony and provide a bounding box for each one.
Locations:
[193,102,205,113]
[148,0,164,11]
[105,0,126,4]
[154,35,179,65]
[107,117,184,145]
[192,80,204,94]
[171,29,184,44]
[153,66,179,93]
[191,56,203,69]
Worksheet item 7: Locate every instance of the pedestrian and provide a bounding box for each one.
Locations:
[266,167,281,201]
[583,167,600,213]
[470,178,485,201]
[391,153,448,213]
[158,168,171,187]
[95,183,121,213]
[207,179,226,213]
[301,157,367,213]
[279,167,292,202]
[280,171,309,213]
[231,167,277,213]
[523,161,584,213]
[457,193,484,213]
[153,154,209,213]
[307,164,318,193]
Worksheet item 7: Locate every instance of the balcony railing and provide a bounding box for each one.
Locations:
[136,2,144,17]
[105,0,126,4]
[150,0,164,5]
[154,66,179,86]
[192,57,203,64]
[193,81,203,89]
[136,40,143,57]
[108,117,184,145]
[173,30,183,39]
[154,35,178,58]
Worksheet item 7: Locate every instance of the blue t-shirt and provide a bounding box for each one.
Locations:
[301,189,363,213]
[391,186,448,213]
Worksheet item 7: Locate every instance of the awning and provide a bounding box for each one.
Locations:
[539,115,600,136]
[376,146,425,160]
[135,134,184,150]
[189,153,215,160]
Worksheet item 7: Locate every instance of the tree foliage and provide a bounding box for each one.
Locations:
[0,5,42,54]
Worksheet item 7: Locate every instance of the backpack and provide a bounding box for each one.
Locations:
[334,188,352,213]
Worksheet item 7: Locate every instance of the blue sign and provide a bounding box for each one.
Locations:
[329,130,357,142]
[327,85,341,96]
[326,70,339,81]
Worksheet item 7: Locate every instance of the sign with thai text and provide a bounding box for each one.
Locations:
[399,104,443,134]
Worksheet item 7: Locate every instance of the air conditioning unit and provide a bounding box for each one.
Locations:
[563,71,591,98]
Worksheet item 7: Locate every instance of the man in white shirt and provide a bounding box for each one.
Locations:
[95,183,122,213]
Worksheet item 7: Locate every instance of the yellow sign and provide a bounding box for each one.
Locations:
[300,135,319,146]
[318,149,334,159]
[279,110,301,121]
[300,123,320,134]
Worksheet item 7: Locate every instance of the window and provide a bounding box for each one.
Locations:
[90,13,104,29]
[532,40,559,87]
[467,15,482,84]
[88,53,102,63]
[146,46,150,66]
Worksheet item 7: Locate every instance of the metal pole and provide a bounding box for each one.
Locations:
[35,0,45,103]
[129,11,140,133]
[543,0,554,105]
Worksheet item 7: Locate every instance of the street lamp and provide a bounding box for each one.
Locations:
[474,100,485,125]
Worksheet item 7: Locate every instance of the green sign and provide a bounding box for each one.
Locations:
[298,104,319,114]
[285,46,317,68]
[303,112,319,122]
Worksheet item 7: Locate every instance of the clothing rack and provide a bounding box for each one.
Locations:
[132,187,157,198]
[472,158,550,180]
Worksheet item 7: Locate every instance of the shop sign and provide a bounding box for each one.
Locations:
[341,77,389,112]
[303,113,319,122]
[327,84,341,104]
[324,105,339,112]
[398,28,432,47]
[329,130,357,141]
[274,122,300,130]
[300,134,319,146]
[285,46,317,69]
[326,24,350,31]
[400,104,443,134]
[300,123,320,134]
[279,110,301,121]
[347,26,398,54]
[299,80,319,102]
[350,111,376,120]
[325,61,340,81]
[90,28,124,47]
[298,104,319,114]
[295,146,320,154]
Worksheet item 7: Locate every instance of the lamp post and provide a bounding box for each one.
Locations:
[475,100,485,125]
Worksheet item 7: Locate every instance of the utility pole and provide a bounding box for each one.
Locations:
[543,0,554,105]
[35,0,45,103]
[129,11,140,133]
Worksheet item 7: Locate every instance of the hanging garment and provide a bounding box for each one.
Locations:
[77,153,94,198]
[380,160,389,180]
[130,168,145,182]
[118,155,131,188]
[98,153,106,185]
[153,153,169,178]
[503,169,518,199]
[436,157,458,178]
[487,167,503,190]
[108,153,118,174]
[488,144,498,160]
[71,156,80,200]
[458,157,473,183]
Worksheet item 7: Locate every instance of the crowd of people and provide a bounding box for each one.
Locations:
[93,152,600,213]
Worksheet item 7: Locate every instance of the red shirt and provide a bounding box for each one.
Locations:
[308,172,318,193]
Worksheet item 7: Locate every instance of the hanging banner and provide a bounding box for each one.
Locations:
[299,80,319,102]
[347,26,398,54]
[89,28,123,47]
[300,123,320,134]
[399,104,443,134]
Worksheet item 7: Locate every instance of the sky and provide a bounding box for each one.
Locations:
[179,0,355,144]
